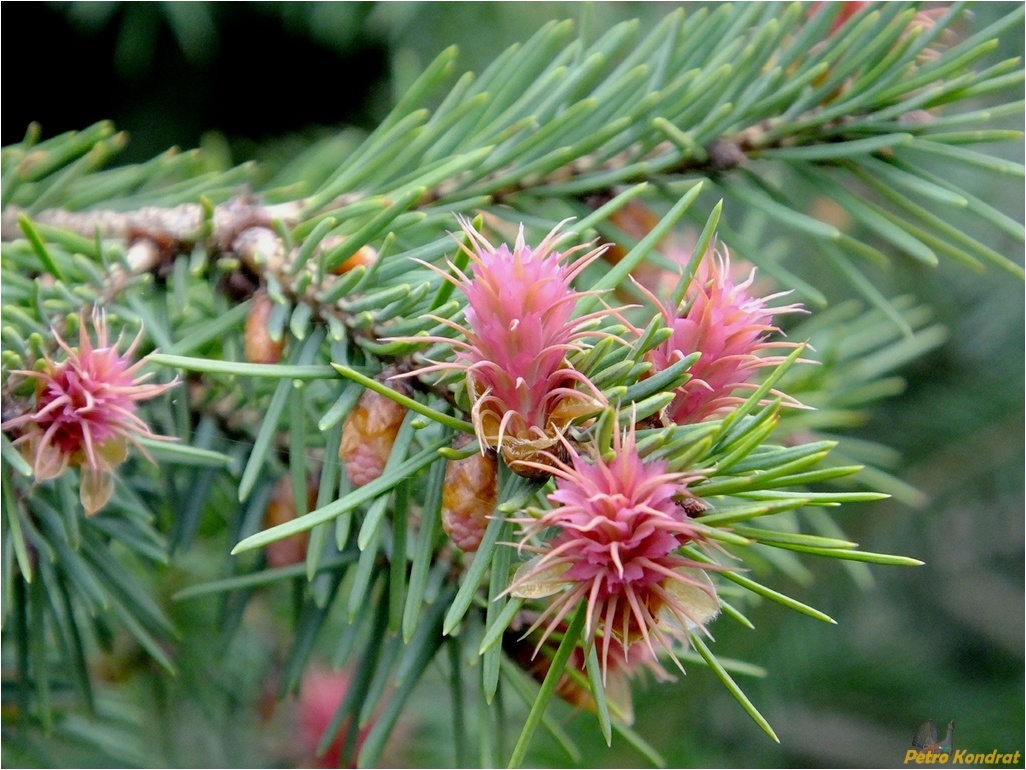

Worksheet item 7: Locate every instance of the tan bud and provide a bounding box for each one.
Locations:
[339,385,409,487]
[245,290,286,364]
[603,200,661,266]
[332,244,378,275]
[502,632,634,721]
[264,474,316,568]
[441,448,498,552]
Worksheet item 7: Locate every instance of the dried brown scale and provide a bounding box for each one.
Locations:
[211,199,276,255]
[217,261,262,302]
[233,226,287,277]
[125,227,185,278]
[500,436,572,480]
[675,494,710,518]
[706,140,748,173]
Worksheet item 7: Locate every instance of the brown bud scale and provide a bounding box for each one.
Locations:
[264,474,317,567]
[339,386,409,487]
[244,290,286,364]
[441,449,498,552]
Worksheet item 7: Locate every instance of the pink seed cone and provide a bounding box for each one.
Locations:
[647,252,802,424]
[398,217,615,476]
[508,421,722,677]
[1,309,177,515]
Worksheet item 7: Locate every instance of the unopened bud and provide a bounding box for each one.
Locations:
[602,200,661,266]
[245,290,286,364]
[264,474,317,567]
[502,630,635,722]
[441,444,498,552]
[332,244,378,275]
[339,384,409,487]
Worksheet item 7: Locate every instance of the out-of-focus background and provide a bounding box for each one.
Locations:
[2,3,1022,767]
